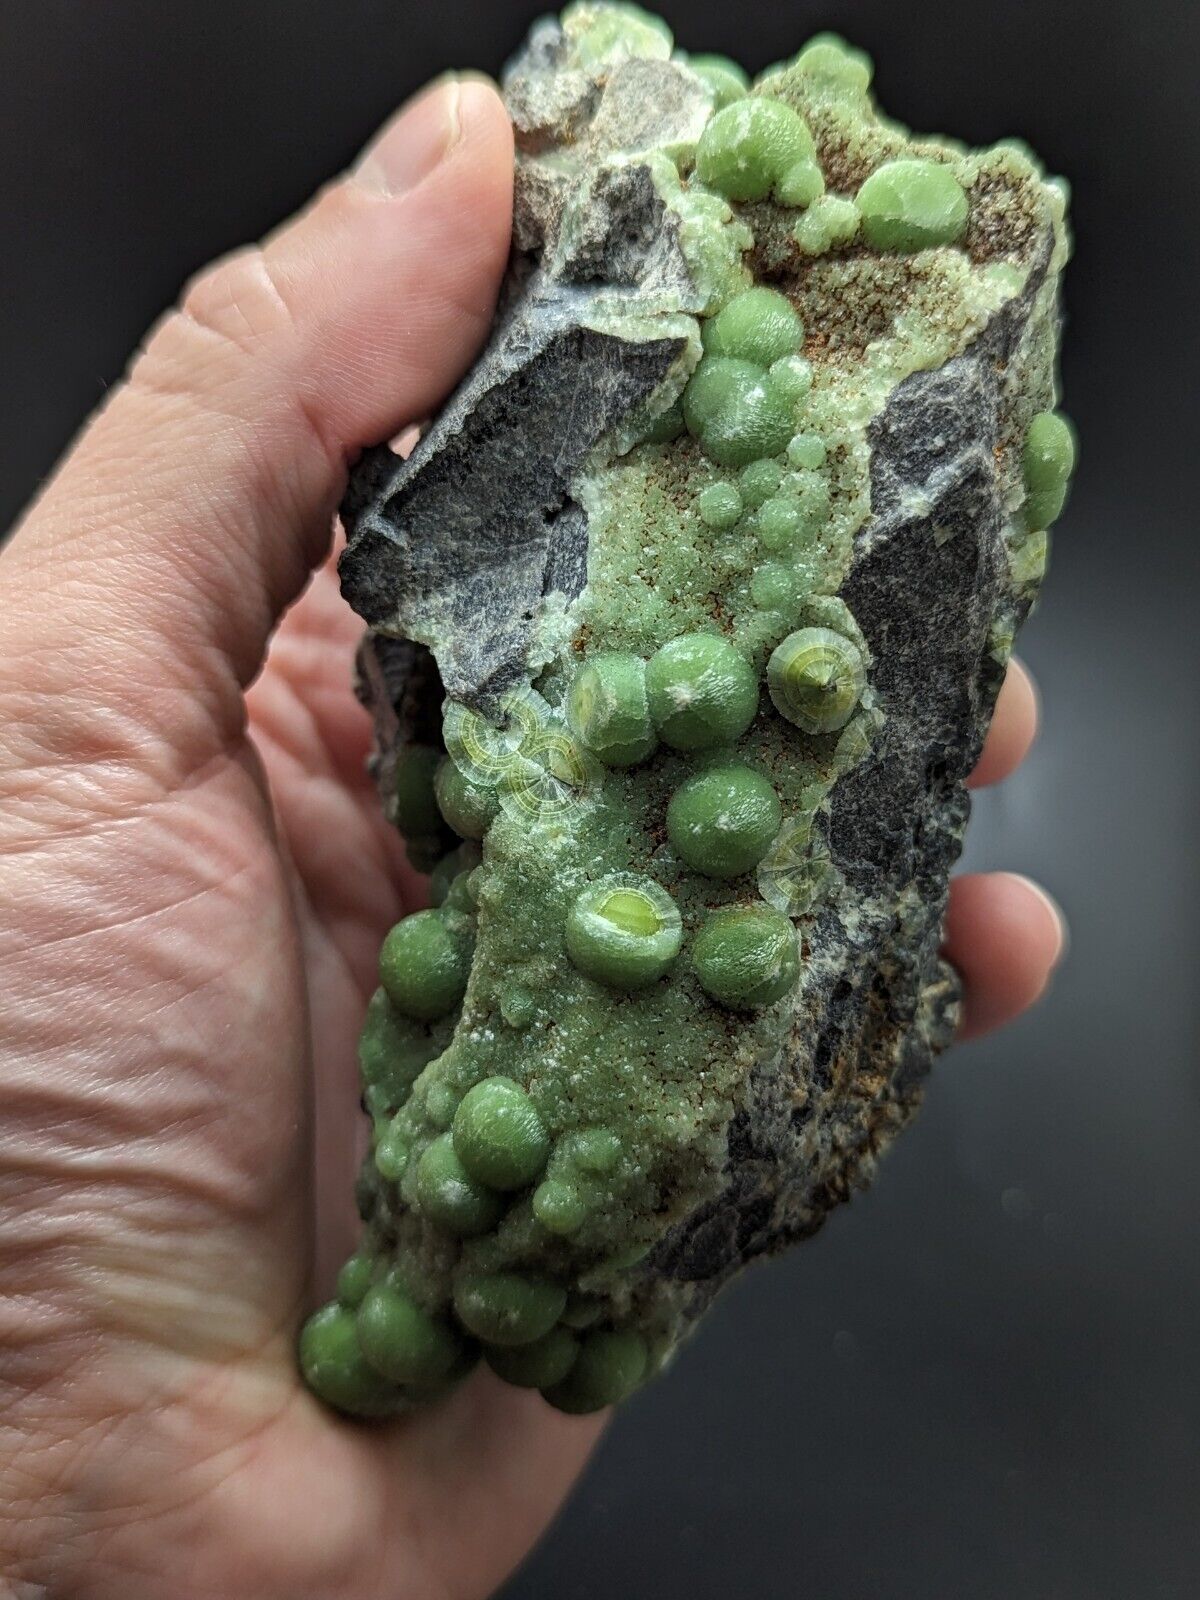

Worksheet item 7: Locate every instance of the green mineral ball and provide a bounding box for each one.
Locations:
[374,1118,411,1182]
[434,756,499,841]
[566,0,672,69]
[682,355,795,467]
[299,1303,400,1418]
[703,287,803,368]
[357,1284,466,1386]
[667,762,782,879]
[695,481,743,530]
[857,158,968,251]
[453,1271,568,1346]
[565,875,683,989]
[357,987,439,1104]
[795,33,873,92]
[767,626,866,734]
[391,745,443,838]
[566,652,658,768]
[428,841,482,910]
[1022,410,1076,528]
[787,432,827,470]
[695,96,817,203]
[757,494,811,555]
[767,353,813,404]
[379,910,470,1021]
[686,53,749,110]
[415,1133,505,1237]
[541,1328,648,1413]
[750,561,802,613]
[532,1177,589,1235]
[738,458,784,508]
[693,904,801,1009]
[645,632,759,749]
[335,1251,375,1309]
[485,1326,580,1388]
[640,397,686,443]
[452,1075,551,1191]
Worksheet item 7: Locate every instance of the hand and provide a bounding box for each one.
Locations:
[0,77,1065,1600]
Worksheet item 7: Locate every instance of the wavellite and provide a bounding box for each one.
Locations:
[302,2,1074,1417]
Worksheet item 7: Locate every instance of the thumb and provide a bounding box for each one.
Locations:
[0,78,512,771]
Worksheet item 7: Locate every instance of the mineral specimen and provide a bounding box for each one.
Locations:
[299,2,1074,1419]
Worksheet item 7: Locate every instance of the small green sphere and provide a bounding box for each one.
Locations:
[434,756,499,842]
[646,633,759,750]
[687,53,749,110]
[857,158,968,251]
[541,1329,648,1414]
[391,745,443,839]
[757,494,812,555]
[335,1251,375,1309]
[695,96,817,203]
[532,1177,588,1235]
[693,904,801,1009]
[704,288,803,368]
[414,1133,504,1237]
[374,1118,411,1182]
[452,1076,550,1191]
[795,33,873,92]
[738,458,784,508]
[767,353,813,404]
[485,1326,580,1389]
[428,842,482,910]
[378,910,470,1022]
[357,987,439,1105]
[1023,410,1076,528]
[299,1303,399,1418]
[787,432,827,470]
[453,1271,567,1347]
[357,1284,466,1386]
[750,561,802,614]
[696,481,744,530]
[775,158,825,209]
[566,653,658,768]
[682,356,795,468]
[565,874,683,989]
[767,626,865,734]
[667,763,782,879]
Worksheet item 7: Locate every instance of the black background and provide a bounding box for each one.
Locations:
[2,3,1197,1596]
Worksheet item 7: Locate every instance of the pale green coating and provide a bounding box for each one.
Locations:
[485,1327,580,1388]
[1023,410,1076,528]
[541,1328,648,1413]
[453,1271,568,1346]
[857,159,969,252]
[565,874,683,988]
[357,1284,466,1385]
[434,756,499,840]
[695,96,817,203]
[379,910,470,1021]
[692,904,802,1010]
[645,633,759,749]
[682,355,796,467]
[452,1076,551,1190]
[703,288,803,368]
[686,53,749,110]
[566,652,658,768]
[299,1305,399,1418]
[415,1133,505,1236]
[391,745,443,838]
[666,763,782,879]
[767,627,866,734]
[696,481,743,529]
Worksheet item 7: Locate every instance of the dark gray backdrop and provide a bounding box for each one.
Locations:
[2,3,1196,1596]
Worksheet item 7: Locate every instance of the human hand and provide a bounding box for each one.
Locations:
[0,77,1065,1599]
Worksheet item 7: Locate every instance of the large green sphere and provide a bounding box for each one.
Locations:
[541,1328,648,1413]
[452,1271,567,1347]
[667,763,782,879]
[452,1076,551,1191]
[378,910,470,1021]
[565,875,683,989]
[767,626,865,735]
[695,96,816,203]
[857,158,968,251]
[645,633,759,750]
[566,652,658,768]
[356,1284,467,1386]
[299,1304,400,1418]
[692,904,801,1009]
[414,1133,505,1237]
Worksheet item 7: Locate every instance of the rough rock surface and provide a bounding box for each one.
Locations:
[302,4,1073,1419]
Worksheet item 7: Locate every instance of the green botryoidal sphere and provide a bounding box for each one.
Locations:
[414,1133,505,1237]
[695,480,743,530]
[434,755,499,841]
[1022,410,1076,529]
[703,287,803,368]
[299,1303,399,1418]
[695,96,818,204]
[682,355,796,468]
[566,652,658,767]
[692,904,801,1009]
[453,1271,567,1346]
[356,1284,467,1386]
[856,158,968,251]
[739,457,784,508]
[667,762,782,879]
[484,1326,580,1388]
[391,745,443,838]
[541,1328,648,1413]
[645,632,759,749]
[565,874,683,989]
[378,910,470,1021]
[767,626,866,734]
[335,1251,375,1309]
[452,1075,551,1191]
[686,52,748,109]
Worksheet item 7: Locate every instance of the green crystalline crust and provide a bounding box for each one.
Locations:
[302,3,1073,1418]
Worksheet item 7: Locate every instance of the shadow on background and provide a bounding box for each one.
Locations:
[1,2,1196,1595]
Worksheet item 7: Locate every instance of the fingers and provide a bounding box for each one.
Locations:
[968,657,1039,789]
[0,79,513,769]
[944,872,1067,1041]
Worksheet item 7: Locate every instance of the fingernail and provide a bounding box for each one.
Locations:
[354,77,463,197]
[1008,874,1070,966]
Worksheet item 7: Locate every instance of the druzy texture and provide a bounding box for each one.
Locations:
[306,2,1074,1419]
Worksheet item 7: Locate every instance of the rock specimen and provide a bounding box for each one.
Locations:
[300,2,1074,1418]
